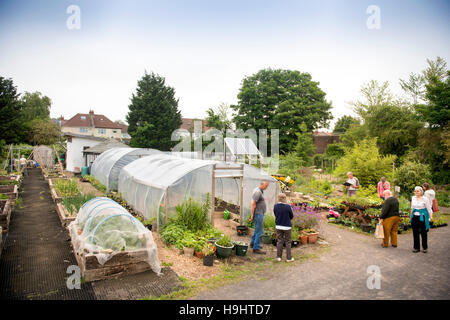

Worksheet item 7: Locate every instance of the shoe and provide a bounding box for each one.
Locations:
[412,249,420,253]
[250,243,253,248]
[392,245,397,248]
[253,249,266,255]
[422,249,427,253]
[275,257,281,262]
[286,258,295,262]
[381,244,387,248]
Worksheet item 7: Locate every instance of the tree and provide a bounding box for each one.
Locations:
[205,103,232,131]
[340,123,369,149]
[28,119,59,145]
[231,68,333,153]
[294,123,315,166]
[0,76,24,144]
[350,80,393,119]
[20,91,51,123]
[333,116,360,134]
[334,138,396,187]
[126,72,182,150]
[392,160,432,195]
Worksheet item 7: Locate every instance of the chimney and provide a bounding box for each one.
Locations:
[89,110,94,115]
[60,115,64,120]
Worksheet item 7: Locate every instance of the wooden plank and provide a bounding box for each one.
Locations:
[56,202,75,228]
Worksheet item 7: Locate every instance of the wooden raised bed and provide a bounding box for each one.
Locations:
[0,185,18,205]
[0,199,12,234]
[48,178,62,203]
[68,223,153,282]
[55,202,76,228]
[0,226,2,258]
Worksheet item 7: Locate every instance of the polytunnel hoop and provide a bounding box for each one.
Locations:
[81,196,115,209]
[89,214,139,246]
[86,206,131,234]
[81,200,123,225]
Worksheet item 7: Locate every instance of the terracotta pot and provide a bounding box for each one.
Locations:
[194,251,203,259]
[307,233,319,244]
[300,235,308,245]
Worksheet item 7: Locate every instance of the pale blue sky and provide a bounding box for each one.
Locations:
[0,0,449,128]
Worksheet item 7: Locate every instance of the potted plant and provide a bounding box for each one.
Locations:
[261,230,272,244]
[234,241,249,257]
[299,230,308,245]
[202,243,215,266]
[291,228,299,247]
[215,235,234,258]
[194,241,204,259]
[182,238,196,257]
[305,228,319,244]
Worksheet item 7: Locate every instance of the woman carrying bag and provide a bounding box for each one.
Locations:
[410,186,433,253]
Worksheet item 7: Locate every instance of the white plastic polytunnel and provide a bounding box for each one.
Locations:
[68,197,161,275]
[118,153,280,227]
[90,148,162,191]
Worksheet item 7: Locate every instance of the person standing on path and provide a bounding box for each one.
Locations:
[249,180,269,254]
[273,193,294,262]
[410,186,433,253]
[377,177,390,200]
[422,182,439,213]
[19,155,28,176]
[345,172,360,197]
[379,190,400,248]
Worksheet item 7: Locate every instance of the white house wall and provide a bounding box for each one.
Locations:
[66,137,102,172]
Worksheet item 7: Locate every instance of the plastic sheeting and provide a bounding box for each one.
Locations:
[118,153,279,226]
[68,197,161,275]
[91,148,161,191]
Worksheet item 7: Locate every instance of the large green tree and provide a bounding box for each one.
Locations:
[20,91,51,123]
[28,119,59,145]
[231,68,333,153]
[333,115,360,134]
[0,76,24,144]
[205,103,232,131]
[126,72,182,150]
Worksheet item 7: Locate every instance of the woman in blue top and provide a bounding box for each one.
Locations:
[273,193,294,262]
[410,186,433,253]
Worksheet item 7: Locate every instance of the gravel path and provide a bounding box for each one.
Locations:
[194,221,450,300]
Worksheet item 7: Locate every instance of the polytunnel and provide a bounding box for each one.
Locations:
[90,147,162,191]
[68,197,161,274]
[117,153,280,227]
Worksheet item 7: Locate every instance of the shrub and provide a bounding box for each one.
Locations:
[392,160,432,195]
[334,138,396,187]
[292,204,323,230]
[174,197,211,232]
[436,190,450,207]
[263,214,276,230]
[160,224,186,245]
[216,235,233,247]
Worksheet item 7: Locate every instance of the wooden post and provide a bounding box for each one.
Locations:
[239,165,244,224]
[211,165,216,226]
[164,191,168,225]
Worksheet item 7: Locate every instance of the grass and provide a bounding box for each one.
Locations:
[62,193,96,215]
[144,245,329,300]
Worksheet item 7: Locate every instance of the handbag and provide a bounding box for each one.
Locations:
[432,198,439,212]
[375,223,384,239]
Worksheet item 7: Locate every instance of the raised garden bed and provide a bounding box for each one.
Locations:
[48,178,62,203]
[56,202,76,228]
[215,197,240,215]
[0,185,18,205]
[0,199,12,234]
[68,223,155,282]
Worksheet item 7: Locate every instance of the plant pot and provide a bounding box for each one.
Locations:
[203,254,214,266]
[361,223,371,233]
[235,243,249,256]
[291,240,299,247]
[261,234,272,244]
[215,242,234,259]
[271,238,277,247]
[146,224,152,231]
[236,225,248,236]
[183,247,195,257]
[307,233,319,244]
[300,235,308,245]
[194,251,203,259]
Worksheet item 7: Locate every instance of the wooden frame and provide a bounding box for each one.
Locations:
[0,199,12,234]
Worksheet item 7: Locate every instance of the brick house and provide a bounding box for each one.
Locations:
[312,130,341,154]
[61,110,123,140]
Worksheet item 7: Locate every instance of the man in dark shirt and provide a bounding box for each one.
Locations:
[379,190,400,248]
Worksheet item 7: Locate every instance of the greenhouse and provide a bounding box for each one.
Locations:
[68,197,161,275]
[117,153,279,227]
[90,147,162,191]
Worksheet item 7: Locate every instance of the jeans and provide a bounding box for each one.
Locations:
[250,213,264,250]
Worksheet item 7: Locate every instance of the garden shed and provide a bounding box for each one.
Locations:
[117,153,279,228]
[90,147,162,191]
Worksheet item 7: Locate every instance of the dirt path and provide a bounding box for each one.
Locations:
[0,168,96,299]
[194,221,450,300]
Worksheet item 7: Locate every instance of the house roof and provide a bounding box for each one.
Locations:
[83,139,130,154]
[180,118,211,132]
[63,111,122,129]
[63,132,106,141]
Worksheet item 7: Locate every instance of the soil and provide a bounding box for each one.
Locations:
[76,179,105,197]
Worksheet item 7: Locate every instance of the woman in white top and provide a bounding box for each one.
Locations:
[422,182,437,212]
[410,186,433,253]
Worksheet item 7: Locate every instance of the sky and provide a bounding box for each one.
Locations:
[0,0,449,129]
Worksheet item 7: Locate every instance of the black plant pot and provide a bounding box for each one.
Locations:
[203,254,214,266]
[146,225,152,231]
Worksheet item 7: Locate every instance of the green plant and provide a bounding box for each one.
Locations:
[0,194,8,200]
[223,209,230,220]
[174,196,211,232]
[291,226,299,240]
[436,190,450,207]
[53,179,80,197]
[84,175,107,193]
[160,224,186,245]
[263,214,276,230]
[244,216,255,228]
[392,160,432,195]
[0,179,19,186]
[62,193,96,216]
[216,235,233,247]
[202,242,215,256]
